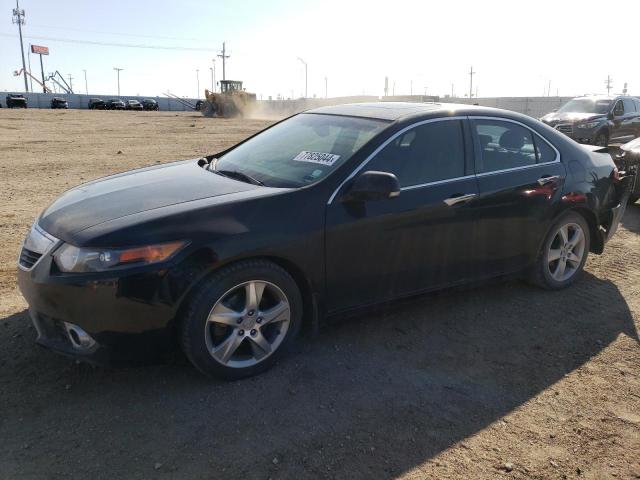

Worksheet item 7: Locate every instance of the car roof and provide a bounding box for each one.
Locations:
[305,102,517,122]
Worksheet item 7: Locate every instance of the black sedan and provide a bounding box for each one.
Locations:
[106,99,126,110]
[142,98,159,111]
[17,103,632,379]
[88,98,106,110]
[50,97,68,109]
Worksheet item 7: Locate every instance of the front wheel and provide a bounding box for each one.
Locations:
[594,131,608,147]
[529,212,590,289]
[180,260,303,380]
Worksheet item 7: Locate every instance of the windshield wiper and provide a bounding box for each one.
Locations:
[214,169,264,186]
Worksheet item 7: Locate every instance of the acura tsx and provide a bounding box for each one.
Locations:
[17,103,631,379]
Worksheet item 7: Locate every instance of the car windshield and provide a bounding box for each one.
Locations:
[557,98,611,114]
[214,113,389,188]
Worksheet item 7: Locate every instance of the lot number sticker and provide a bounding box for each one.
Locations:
[293,151,341,166]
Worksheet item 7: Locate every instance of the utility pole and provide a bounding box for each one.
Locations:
[217,42,230,81]
[12,0,28,92]
[605,75,613,95]
[83,69,88,94]
[469,66,476,99]
[547,79,551,97]
[67,74,73,93]
[211,58,216,92]
[410,79,413,96]
[451,83,454,97]
[27,43,33,91]
[113,67,123,96]
[196,69,200,97]
[324,77,327,98]
[297,57,307,98]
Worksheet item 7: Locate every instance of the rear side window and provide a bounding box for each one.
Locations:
[534,136,557,163]
[473,120,537,173]
[366,120,466,187]
[623,98,636,113]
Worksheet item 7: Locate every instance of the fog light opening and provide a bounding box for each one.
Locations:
[63,322,96,351]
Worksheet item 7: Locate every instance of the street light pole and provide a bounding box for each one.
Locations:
[196,69,200,98]
[83,69,88,94]
[297,57,307,98]
[113,67,123,96]
[324,77,327,98]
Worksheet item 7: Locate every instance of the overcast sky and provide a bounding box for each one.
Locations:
[1,0,639,99]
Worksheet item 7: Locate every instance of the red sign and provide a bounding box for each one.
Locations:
[31,45,49,55]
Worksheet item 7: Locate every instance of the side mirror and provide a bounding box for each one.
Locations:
[343,171,400,202]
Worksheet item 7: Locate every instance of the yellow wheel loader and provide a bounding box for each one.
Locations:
[201,80,256,118]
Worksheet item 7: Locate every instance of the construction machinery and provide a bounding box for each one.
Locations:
[201,80,256,118]
[13,68,51,93]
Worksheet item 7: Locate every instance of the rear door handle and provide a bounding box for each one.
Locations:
[444,193,477,206]
[537,175,561,186]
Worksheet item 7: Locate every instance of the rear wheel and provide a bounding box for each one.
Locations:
[529,212,590,289]
[180,260,303,380]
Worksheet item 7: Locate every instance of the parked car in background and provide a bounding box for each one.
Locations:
[615,137,640,204]
[126,99,143,111]
[17,103,632,379]
[106,99,126,110]
[541,95,640,146]
[6,94,27,108]
[50,97,68,109]
[88,98,106,110]
[195,100,204,111]
[141,98,159,111]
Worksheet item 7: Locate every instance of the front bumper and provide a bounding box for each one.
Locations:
[543,122,602,144]
[17,251,180,365]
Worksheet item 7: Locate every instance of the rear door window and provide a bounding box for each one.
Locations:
[472,120,537,173]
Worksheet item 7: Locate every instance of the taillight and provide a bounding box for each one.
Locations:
[611,166,621,181]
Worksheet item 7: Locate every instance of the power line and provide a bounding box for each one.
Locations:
[0,32,216,51]
[26,23,208,43]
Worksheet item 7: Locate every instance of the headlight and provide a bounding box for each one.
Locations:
[577,121,600,129]
[54,240,188,273]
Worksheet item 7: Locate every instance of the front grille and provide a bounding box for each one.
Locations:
[19,247,43,269]
[555,124,573,136]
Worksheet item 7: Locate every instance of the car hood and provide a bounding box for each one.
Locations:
[542,112,606,124]
[621,137,640,154]
[39,159,261,237]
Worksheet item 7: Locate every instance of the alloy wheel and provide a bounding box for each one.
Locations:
[204,281,291,368]
[546,222,586,282]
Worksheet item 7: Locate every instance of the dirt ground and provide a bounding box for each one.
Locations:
[0,109,638,480]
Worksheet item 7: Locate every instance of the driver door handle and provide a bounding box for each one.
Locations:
[537,175,561,186]
[444,193,477,207]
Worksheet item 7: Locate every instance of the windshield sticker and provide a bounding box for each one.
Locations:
[293,151,340,166]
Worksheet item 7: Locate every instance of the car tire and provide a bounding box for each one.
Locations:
[180,259,303,380]
[529,211,591,290]
[595,131,608,147]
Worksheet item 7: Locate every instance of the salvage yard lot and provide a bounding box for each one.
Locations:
[0,109,639,479]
